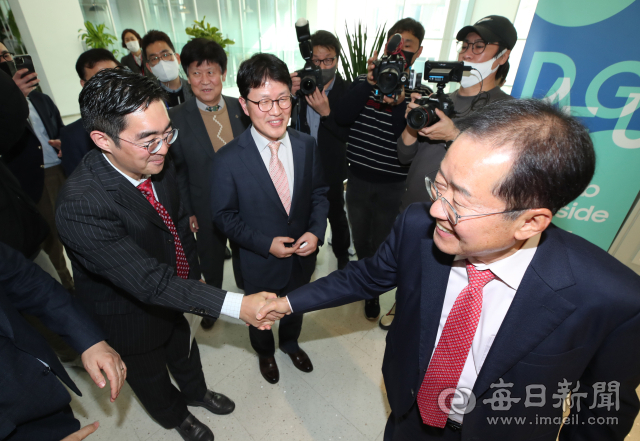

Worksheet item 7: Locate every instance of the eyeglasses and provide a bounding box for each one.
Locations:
[425,176,522,226]
[456,40,499,55]
[115,128,178,154]
[311,57,336,67]
[148,52,175,66]
[245,95,293,112]
[0,51,14,62]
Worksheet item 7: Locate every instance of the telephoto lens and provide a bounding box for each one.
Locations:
[300,75,317,94]
[407,104,439,130]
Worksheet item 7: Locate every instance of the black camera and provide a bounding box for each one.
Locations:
[406,61,471,130]
[372,33,409,98]
[295,18,323,95]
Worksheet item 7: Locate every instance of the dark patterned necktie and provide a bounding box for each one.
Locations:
[206,105,221,112]
[138,179,190,279]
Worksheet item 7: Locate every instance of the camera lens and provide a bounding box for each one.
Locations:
[407,106,439,130]
[377,69,399,94]
[300,76,316,95]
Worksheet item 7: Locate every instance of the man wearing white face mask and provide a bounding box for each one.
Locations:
[141,30,193,108]
[398,15,517,213]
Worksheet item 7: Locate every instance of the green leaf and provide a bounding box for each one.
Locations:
[184,15,235,53]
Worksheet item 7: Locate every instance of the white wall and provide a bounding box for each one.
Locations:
[471,0,520,23]
[9,0,86,117]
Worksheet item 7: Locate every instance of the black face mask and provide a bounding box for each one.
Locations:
[401,50,416,68]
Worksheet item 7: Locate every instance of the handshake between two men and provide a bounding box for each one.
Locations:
[240,292,292,330]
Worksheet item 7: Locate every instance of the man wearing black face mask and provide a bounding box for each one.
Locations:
[290,30,352,270]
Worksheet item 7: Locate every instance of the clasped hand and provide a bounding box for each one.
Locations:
[240,291,286,330]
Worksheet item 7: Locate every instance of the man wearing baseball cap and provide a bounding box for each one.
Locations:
[378,16,517,330]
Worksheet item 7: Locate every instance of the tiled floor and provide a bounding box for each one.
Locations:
[35,233,640,440]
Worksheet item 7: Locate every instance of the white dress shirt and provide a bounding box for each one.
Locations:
[435,234,541,423]
[102,153,244,318]
[250,125,295,198]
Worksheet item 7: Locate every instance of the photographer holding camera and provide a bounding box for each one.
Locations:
[399,15,517,212]
[290,29,352,270]
[334,18,431,320]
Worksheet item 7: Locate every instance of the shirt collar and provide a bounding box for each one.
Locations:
[324,77,336,93]
[196,97,225,112]
[102,153,150,187]
[454,233,541,290]
[250,125,290,153]
[159,79,183,93]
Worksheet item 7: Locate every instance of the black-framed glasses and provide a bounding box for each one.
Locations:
[148,52,175,66]
[245,95,293,112]
[115,128,178,154]
[311,57,336,67]
[0,51,14,62]
[456,40,499,55]
[425,176,522,226]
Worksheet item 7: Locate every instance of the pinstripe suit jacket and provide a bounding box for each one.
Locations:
[55,149,227,355]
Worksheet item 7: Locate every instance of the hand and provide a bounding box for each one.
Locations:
[13,69,39,97]
[49,139,62,157]
[290,71,301,95]
[80,341,126,403]
[383,87,405,106]
[270,236,298,258]
[257,296,292,321]
[60,422,100,440]
[305,88,330,117]
[240,291,283,330]
[189,215,199,233]
[293,232,318,256]
[418,108,460,141]
[366,50,379,86]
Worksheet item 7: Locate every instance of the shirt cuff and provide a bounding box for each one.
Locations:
[285,296,294,313]
[220,292,244,319]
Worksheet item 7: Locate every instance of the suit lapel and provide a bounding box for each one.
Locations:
[472,229,577,398]
[288,129,305,218]
[420,236,455,369]
[93,153,169,232]
[223,95,247,138]
[237,129,288,216]
[185,99,216,161]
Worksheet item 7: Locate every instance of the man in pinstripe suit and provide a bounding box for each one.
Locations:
[56,69,281,441]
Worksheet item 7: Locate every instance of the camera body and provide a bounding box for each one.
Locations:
[295,18,323,95]
[406,61,471,130]
[372,54,409,96]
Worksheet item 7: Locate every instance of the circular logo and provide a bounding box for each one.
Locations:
[437,387,477,415]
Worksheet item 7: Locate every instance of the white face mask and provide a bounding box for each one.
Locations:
[460,49,507,88]
[126,40,140,53]
[150,59,180,83]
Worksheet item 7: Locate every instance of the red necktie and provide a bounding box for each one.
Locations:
[417,260,496,427]
[267,141,291,215]
[138,179,190,279]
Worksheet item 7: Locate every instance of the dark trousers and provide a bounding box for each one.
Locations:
[243,258,309,357]
[384,402,462,441]
[346,171,406,260]
[196,221,243,289]
[121,316,207,429]
[36,165,74,290]
[6,405,79,441]
[327,179,351,259]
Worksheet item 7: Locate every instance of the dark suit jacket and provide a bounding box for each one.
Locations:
[120,52,154,78]
[288,203,640,441]
[211,127,329,289]
[291,74,351,183]
[169,95,250,223]
[2,91,64,202]
[56,149,227,355]
[0,242,104,440]
[60,118,93,177]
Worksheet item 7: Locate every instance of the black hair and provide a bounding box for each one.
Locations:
[236,53,292,99]
[180,38,227,74]
[310,30,341,55]
[388,18,425,45]
[79,68,166,146]
[455,99,596,216]
[141,30,175,60]
[75,48,121,81]
[121,28,142,49]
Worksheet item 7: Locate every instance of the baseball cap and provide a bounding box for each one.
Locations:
[456,15,518,50]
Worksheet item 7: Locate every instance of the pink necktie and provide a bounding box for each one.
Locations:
[138,179,190,279]
[268,141,291,215]
[417,260,496,427]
